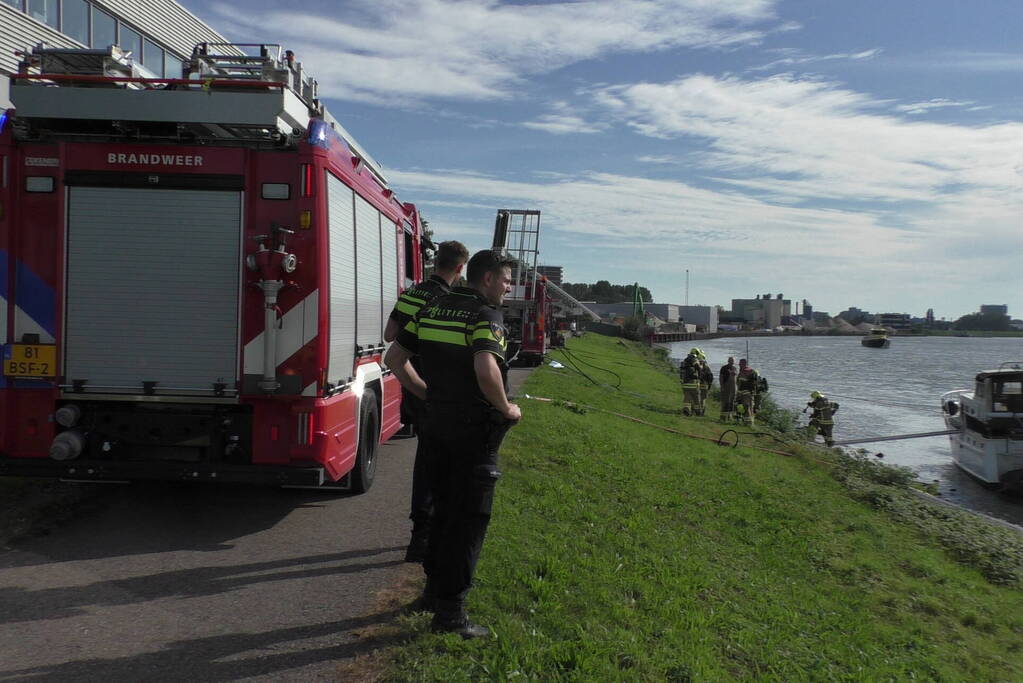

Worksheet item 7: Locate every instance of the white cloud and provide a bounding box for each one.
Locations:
[208,0,779,104]
[894,98,975,115]
[388,166,976,310]
[522,115,604,134]
[521,101,604,134]
[592,73,1023,207]
[749,47,882,71]
[636,155,685,164]
[390,168,915,262]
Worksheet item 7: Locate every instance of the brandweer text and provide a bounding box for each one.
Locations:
[106,153,204,166]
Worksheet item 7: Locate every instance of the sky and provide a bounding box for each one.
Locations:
[181,0,1023,320]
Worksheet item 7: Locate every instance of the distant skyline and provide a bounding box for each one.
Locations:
[183,0,1023,319]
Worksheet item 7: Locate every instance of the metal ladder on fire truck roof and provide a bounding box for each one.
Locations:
[8,41,388,180]
[491,209,598,321]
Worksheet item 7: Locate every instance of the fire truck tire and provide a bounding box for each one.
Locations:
[350,393,379,493]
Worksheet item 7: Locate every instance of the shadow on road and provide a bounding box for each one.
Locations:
[1,481,356,566]
[0,546,404,624]
[0,608,404,682]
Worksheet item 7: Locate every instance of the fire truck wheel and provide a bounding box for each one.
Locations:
[351,393,379,493]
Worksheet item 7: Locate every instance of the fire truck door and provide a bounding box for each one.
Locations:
[64,187,242,396]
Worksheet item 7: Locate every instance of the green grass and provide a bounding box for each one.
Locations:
[386,334,1023,681]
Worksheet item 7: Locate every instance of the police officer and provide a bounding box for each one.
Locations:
[679,347,702,416]
[736,358,759,425]
[384,241,469,563]
[805,391,839,446]
[384,249,520,639]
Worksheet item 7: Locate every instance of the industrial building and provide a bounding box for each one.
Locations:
[1,0,229,108]
[536,265,563,286]
[584,303,718,333]
[728,294,791,330]
[878,313,912,330]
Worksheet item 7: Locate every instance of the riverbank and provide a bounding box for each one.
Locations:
[380,333,1023,680]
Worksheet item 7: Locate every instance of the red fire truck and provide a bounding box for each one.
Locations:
[0,43,423,492]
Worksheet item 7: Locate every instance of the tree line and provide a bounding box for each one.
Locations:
[953,311,1012,331]
[560,281,653,304]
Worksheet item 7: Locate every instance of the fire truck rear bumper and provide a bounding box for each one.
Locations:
[0,456,326,487]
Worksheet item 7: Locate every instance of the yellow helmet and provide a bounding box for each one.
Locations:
[810,391,822,399]
[689,347,700,356]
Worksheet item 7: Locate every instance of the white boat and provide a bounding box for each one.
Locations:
[941,362,1023,489]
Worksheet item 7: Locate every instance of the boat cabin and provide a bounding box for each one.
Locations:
[973,370,1023,414]
[958,369,1023,439]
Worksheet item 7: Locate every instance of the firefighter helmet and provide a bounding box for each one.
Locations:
[810,391,822,399]
[689,347,700,356]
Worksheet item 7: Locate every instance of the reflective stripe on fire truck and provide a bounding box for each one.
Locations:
[13,257,56,343]
[243,288,319,376]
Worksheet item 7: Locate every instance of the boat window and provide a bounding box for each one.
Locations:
[992,381,1023,413]
[999,381,1023,395]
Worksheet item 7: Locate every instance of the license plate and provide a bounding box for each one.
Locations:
[3,344,57,378]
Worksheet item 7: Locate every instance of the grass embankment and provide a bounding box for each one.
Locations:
[384,334,1023,680]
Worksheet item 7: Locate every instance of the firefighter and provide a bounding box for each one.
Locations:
[754,373,769,414]
[698,350,714,416]
[384,241,469,563]
[679,347,702,417]
[384,249,519,639]
[736,358,759,425]
[718,356,737,423]
[805,391,839,447]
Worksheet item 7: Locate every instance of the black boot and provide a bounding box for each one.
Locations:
[431,602,490,639]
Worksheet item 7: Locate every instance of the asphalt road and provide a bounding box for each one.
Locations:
[0,367,532,682]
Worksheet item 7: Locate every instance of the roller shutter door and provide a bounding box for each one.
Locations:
[355,195,381,348]
[380,218,398,338]
[64,187,241,396]
[327,173,356,384]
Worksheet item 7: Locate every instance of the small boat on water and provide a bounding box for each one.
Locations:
[861,328,891,348]
[941,362,1023,490]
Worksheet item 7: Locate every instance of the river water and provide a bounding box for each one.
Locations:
[666,336,1023,526]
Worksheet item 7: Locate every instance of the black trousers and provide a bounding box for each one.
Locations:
[422,403,512,609]
[403,389,432,531]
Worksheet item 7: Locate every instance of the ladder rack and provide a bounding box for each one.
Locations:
[9,43,322,144]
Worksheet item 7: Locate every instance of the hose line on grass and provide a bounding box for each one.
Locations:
[716,429,739,448]
[558,347,623,388]
[521,394,813,460]
[550,348,622,389]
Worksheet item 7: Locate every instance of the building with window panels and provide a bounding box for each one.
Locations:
[1,0,230,108]
[536,265,563,286]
